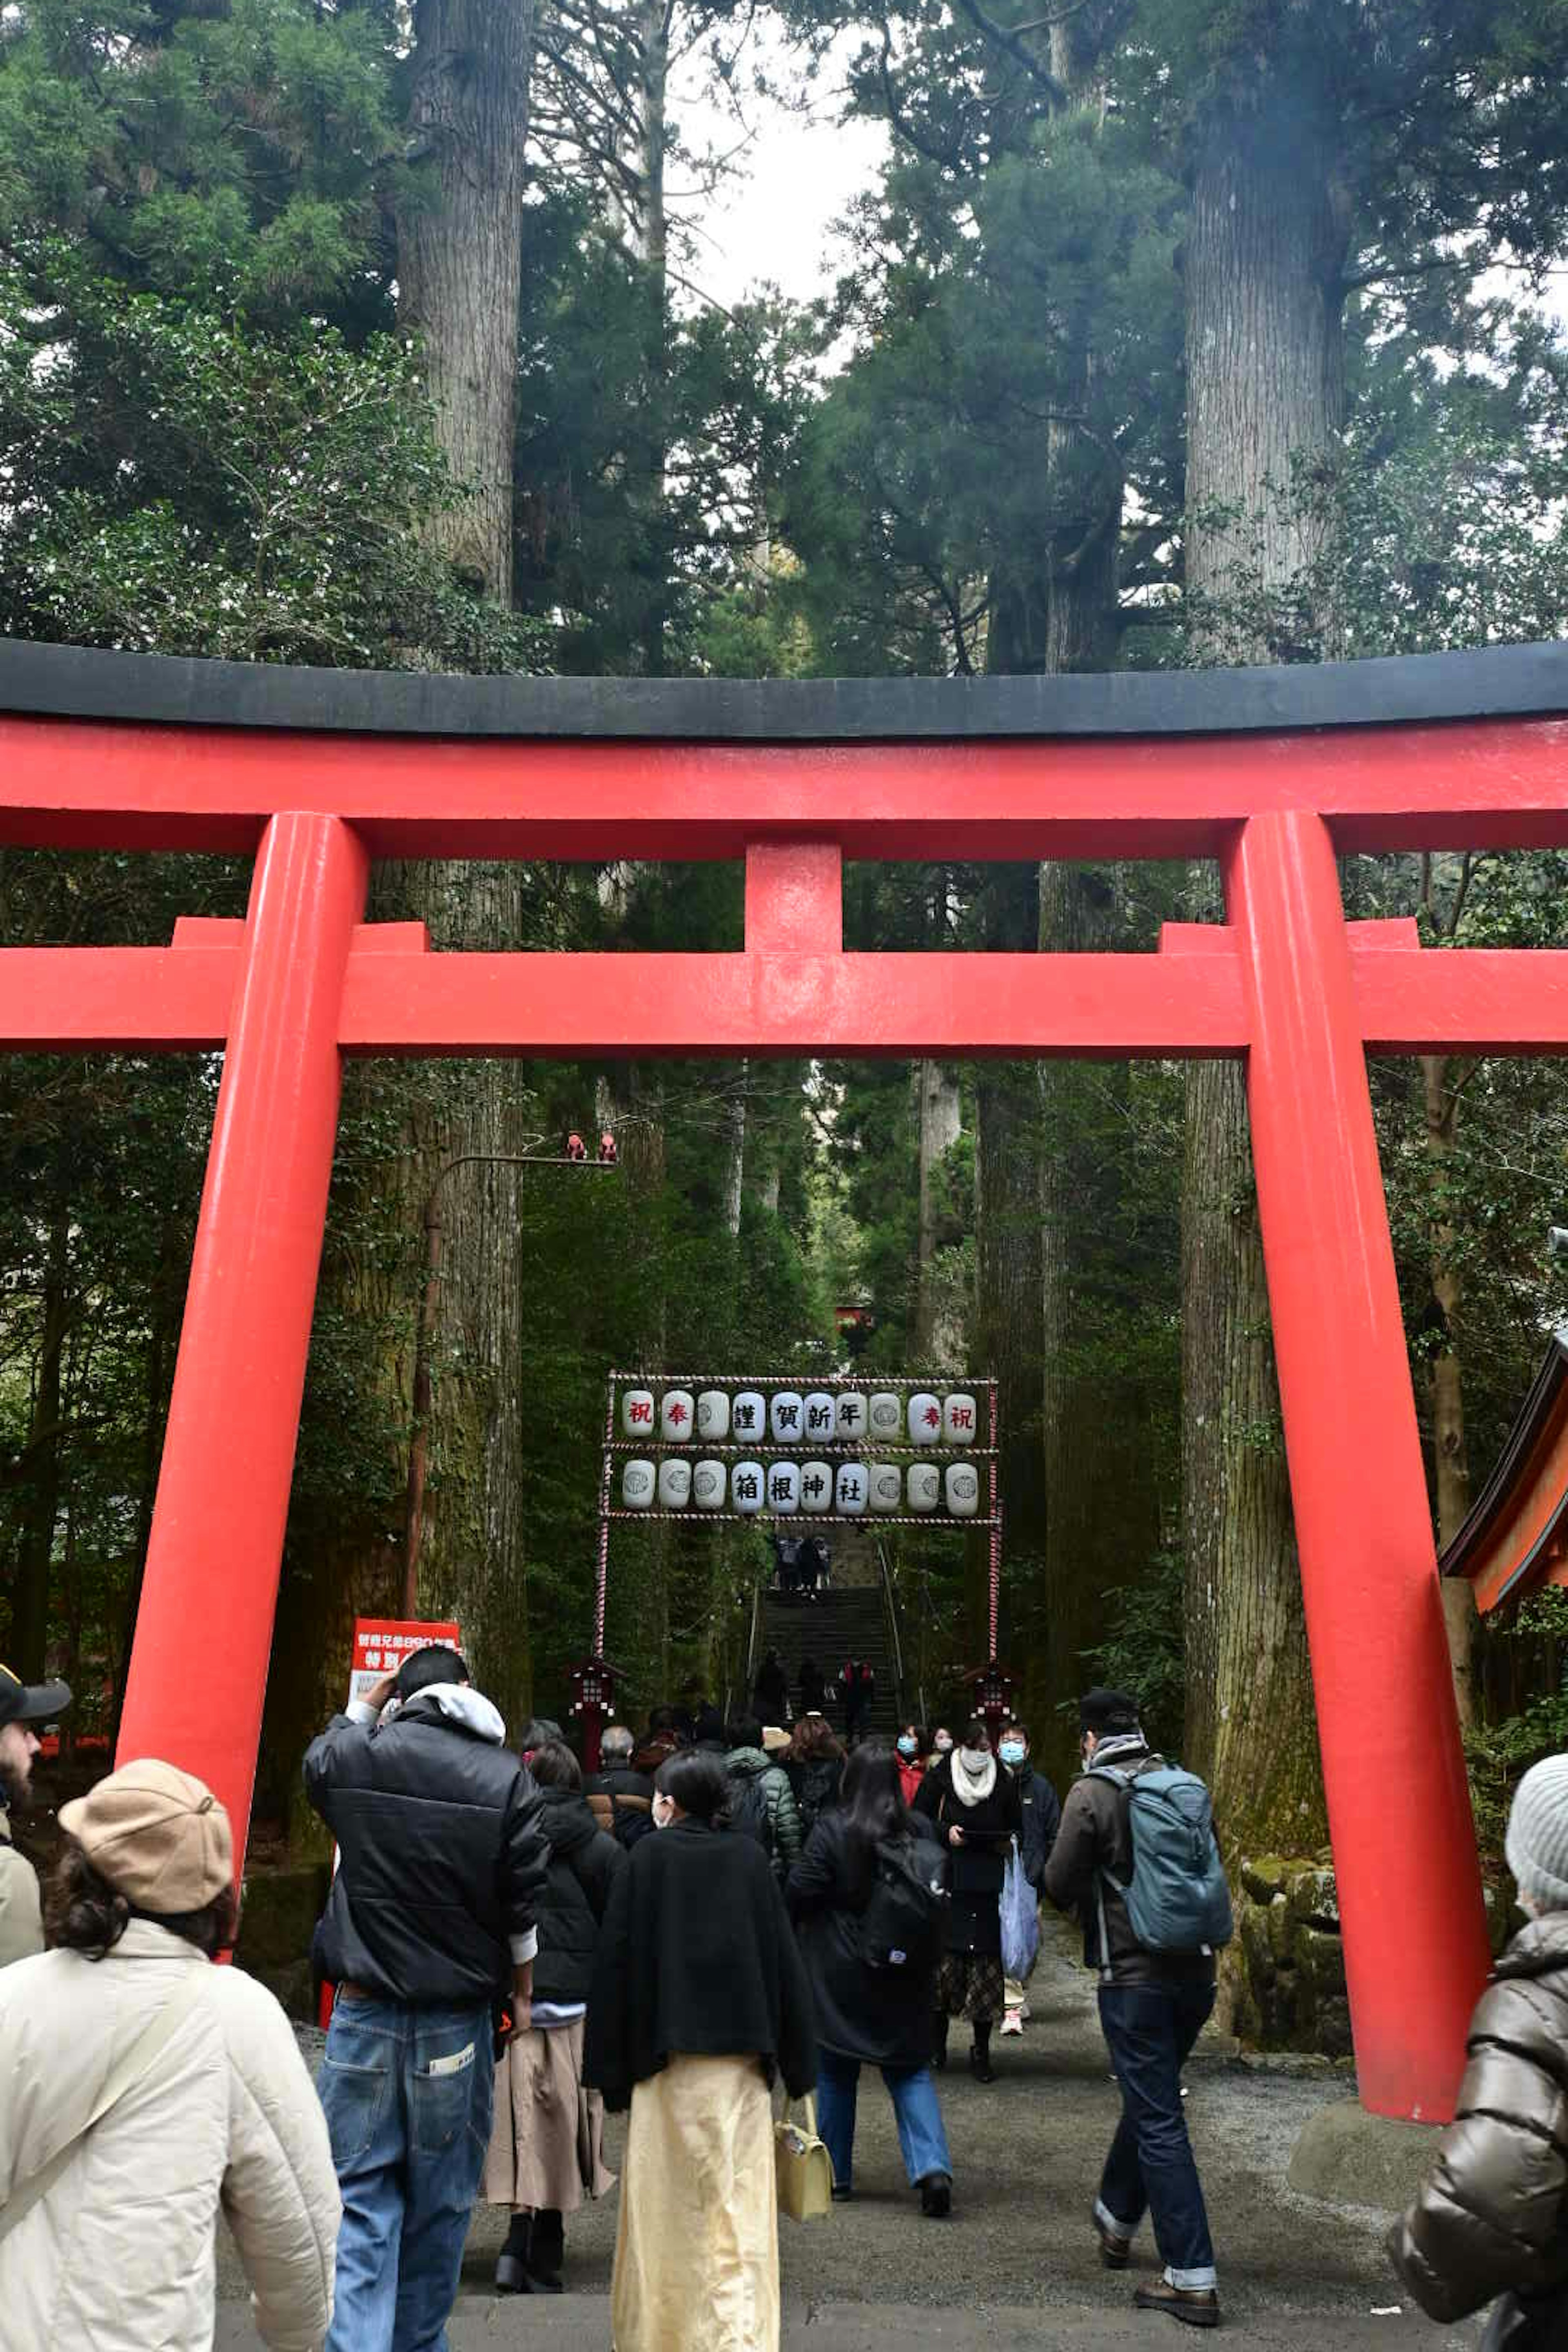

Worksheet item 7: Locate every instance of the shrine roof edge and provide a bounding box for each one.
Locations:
[3,636,1568,739]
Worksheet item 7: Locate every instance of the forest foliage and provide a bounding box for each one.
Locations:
[3,0,1568,1869]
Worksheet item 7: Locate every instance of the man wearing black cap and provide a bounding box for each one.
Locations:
[0,1661,71,1967]
[1044,1688,1221,2330]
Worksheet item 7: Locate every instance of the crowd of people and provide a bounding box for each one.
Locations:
[2,1650,1568,2350]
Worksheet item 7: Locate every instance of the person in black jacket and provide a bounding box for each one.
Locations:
[913,1715,1021,2083]
[584,1749,816,2352]
[584,1724,656,1849]
[797,1656,828,1717]
[485,1741,626,2295]
[303,1642,548,2352]
[787,1712,845,1840]
[788,1742,953,2216]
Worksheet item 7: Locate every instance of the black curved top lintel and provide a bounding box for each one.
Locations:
[1,634,1568,739]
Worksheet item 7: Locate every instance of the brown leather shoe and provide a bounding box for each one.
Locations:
[1134,2278,1221,2328]
[1093,2209,1131,2269]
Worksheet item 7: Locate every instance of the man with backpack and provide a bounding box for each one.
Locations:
[1044,1687,1231,2331]
[724,1717,804,1883]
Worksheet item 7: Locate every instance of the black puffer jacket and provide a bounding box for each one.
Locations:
[1389,1914,1568,2323]
[534,1788,628,2006]
[305,1689,548,2006]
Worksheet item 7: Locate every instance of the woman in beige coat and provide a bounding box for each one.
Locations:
[0,1757,341,2352]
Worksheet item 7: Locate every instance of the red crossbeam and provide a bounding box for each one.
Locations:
[4,713,1568,855]
[4,924,1567,1054]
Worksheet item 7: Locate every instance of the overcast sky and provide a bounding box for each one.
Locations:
[672,39,889,313]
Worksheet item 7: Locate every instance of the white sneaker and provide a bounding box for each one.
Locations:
[1000,2011,1024,2036]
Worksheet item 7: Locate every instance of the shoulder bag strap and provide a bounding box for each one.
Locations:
[0,1968,205,2248]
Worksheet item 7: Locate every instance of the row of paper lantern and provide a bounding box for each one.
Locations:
[620,1388,980,1447]
[620,1457,982,1516]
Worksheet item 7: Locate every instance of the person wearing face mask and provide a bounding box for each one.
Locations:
[912,1716,1021,2081]
[894,1724,927,1808]
[998,1721,1060,2036]
[929,1728,954,1768]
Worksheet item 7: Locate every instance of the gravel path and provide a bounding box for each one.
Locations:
[218,1919,1481,2345]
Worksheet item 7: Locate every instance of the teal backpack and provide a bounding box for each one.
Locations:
[1089,1760,1234,1977]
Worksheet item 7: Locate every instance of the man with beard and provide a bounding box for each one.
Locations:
[0,1662,71,1967]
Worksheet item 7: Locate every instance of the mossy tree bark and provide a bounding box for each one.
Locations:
[1180,110,1349,1864]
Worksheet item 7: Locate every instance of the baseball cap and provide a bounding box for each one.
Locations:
[0,1663,72,1731]
[59,1758,233,1912]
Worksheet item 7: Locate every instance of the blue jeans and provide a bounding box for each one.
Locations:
[318,1992,495,2352]
[815,2048,952,2190]
[1097,1978,1217,2290]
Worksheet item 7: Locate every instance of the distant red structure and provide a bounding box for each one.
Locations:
[5,637,1568,2125]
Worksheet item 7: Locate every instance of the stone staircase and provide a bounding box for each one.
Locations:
[751,1579,902,1739]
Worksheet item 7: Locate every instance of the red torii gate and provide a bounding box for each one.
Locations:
[6,636,1568,2126]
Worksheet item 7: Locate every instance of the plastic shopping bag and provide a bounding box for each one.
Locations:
[1000,1837,1040,1981]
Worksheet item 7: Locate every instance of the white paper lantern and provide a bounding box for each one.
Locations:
[907,1391,943,1446]
[731,1461,766,1514]
[835,1461,869,1516]
[621,1388,656,1440]
[799,1460,834,1515]
[767,1460,801,1514]
[731,1391,767,1445]
[945,1462,981,1517]
[803,1392,837,1445]
[868,1391,903,1442]
[942,1392,979,1446]
[906,1462,941,1513]
[660,1388,695,1443]
[869,1463,903,1513]
[658,1457,693,1509]
[696,1390,731,1441]
[835,1391,867,1443]
[692,1459,727,1510]
[622,1458,656,1508]
[770,1390,805,1444]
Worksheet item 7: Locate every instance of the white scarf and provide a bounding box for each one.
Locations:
[950,1748,997,1806]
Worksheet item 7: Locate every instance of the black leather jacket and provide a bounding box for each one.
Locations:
[305,1691,548,2007]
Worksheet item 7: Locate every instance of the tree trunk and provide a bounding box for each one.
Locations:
[915,1059,962,1364]
[1422,1049,1478,1725]
[398,0,535,597]
[722,1066,746,1241]
[974,869,1046,1590]
[378,0,538,1723]
[1038,864,1165,1787]
[634,0,670,675]
[1180,114,1348,1863]
[12,1207,69,1682]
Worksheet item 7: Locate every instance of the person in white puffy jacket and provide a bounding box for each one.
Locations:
[0,1757,341,2351]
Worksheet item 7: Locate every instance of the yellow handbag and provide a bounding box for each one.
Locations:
[774,2094,835,2221]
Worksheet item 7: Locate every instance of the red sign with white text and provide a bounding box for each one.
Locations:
[347,1617,461,1709]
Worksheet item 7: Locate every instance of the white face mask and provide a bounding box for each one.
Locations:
[933,1734,953,1754]
[958,1746,990,1772]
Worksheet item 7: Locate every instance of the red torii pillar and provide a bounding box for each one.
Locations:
[1224,812,1489,2120]
[116,815,368,1843]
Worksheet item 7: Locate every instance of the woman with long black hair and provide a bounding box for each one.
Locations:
[584,1748,816,2352]
[786,1742,954,2216]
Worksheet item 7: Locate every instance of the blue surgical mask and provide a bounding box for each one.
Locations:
[897,1735,917,1757]
[1000,1740,1025,1767]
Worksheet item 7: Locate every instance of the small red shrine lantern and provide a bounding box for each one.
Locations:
[570,1655,618,1772]
[967,1658,1015,1747]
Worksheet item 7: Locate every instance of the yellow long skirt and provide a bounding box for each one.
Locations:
[611,2054,779,2352]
